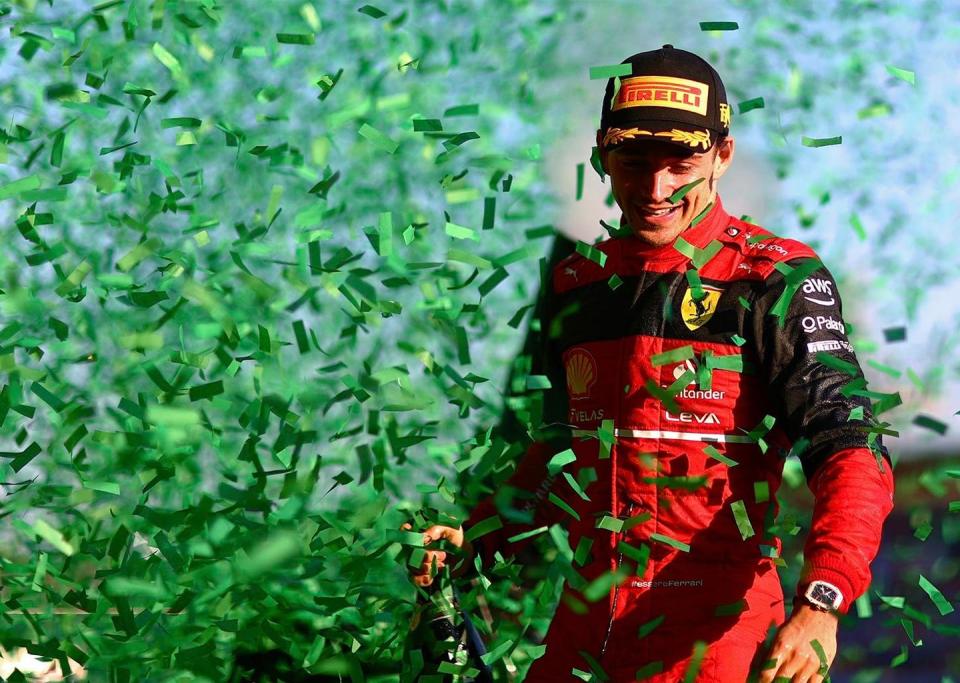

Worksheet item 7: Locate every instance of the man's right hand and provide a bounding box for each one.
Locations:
[401,522,474,588]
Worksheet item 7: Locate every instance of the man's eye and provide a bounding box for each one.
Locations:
[671,166,692,173]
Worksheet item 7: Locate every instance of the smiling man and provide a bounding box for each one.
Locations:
[409,45,895,682]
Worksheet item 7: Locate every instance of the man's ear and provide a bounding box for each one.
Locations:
[712,135,735,180]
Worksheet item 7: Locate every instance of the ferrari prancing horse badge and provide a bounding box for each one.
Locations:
[681,285,723,330]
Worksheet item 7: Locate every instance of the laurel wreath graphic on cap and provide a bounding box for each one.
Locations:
[602,127,713,151]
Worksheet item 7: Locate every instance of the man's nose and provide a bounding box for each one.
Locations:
[644,168,675,204]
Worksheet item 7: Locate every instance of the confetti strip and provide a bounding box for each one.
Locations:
[738,96,765,113]
[589,63,633,80]
[918,574,954,615]
[650,532,691,552]
[885,64,916,85]
[699,21,739,30]
[801,135,843,147]
[913,414,948,435]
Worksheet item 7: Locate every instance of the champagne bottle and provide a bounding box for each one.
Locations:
[402,566,493,682]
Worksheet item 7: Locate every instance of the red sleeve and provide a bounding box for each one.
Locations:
[463,440,567,569]
[796,446,895,614]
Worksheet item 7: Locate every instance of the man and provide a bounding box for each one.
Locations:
[408,45,895,682]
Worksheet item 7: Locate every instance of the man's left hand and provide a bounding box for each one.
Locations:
[758,604,838,683]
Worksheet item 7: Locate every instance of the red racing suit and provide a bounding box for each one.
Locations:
[464,196,895,682]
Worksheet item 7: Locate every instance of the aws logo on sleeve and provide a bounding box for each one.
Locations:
[802,277,835,305]
[681,285,723,330]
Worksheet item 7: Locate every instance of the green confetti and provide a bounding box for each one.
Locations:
[596,516,624,533]
[801,135,843,147]
[913,520,933,541]
[699,21,739,30]
[358,4,387,19]
[563,472,591,501]
[443,103,479,117]
[913,414,948,435]
[704,445,738,467]
[738,97,765,113]
[506,526,548,544]
[649,532,690,552]
[867,359,901,378]
[855,592,873,618]
[548,493,581,521]
[683,641,708,683]
[83,480,121,495]
[0,174,42,200]
[151,42,183,79]
[464,516,503,542]
[482,196,496,230]
[583,567,629,602]
[689,201,714,227]
[883,326,906,342]
[714,599,746,616]
[847,213,867,240]
[234,530,301,580]
[706,353,743,373]
[918,574,954,615]
[188,380,224,401]
[813,351,859,376]
[730,500,755,539]
[607,274,623,290]
[575,240,608,267]
[589,63,633,80]
[753,481,769,503]
[574,537,594,566]
[635,661,664,678]
[809,639,829,675]
[525,375,552,389]
[524,225,555,239]
[444,221,478,241]
[547,448,577,475]
[413,118,443,132]
[617,540,650,571]
[16,519,76,556]
[857,102,892,119]
[358,123,399,154]
[650,344,694,367]
[668,177,705,204]
[276,33,316,45]
[885,64,916,85]
[31,551,48,592]
[590,145,605,180]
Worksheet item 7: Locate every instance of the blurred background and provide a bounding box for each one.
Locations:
[0,0,957,680]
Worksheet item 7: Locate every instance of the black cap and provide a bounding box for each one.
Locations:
[599,45,731,152]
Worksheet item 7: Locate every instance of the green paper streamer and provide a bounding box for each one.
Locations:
[589,63,633,80]
[918,574,954,615]
[738,97,765,113]
[699,21,739,30]
[885,64,916,85]
[801,135,843,147]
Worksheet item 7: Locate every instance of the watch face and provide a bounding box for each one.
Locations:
[806,581,842,609]
[812,583,838,604]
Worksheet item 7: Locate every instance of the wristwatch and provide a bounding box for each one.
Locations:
[799,580,844,612]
